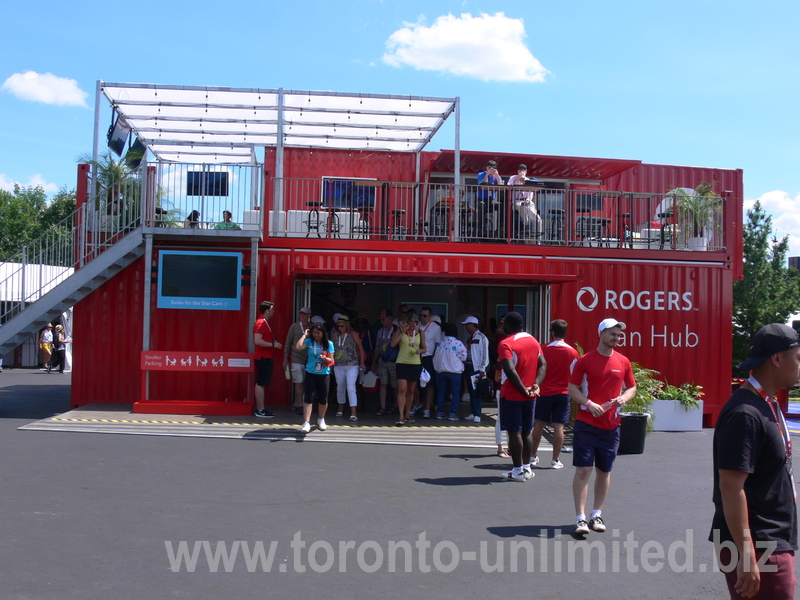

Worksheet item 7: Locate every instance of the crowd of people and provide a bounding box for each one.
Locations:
[251,299,634,513]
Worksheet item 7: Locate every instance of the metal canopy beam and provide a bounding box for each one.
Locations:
[99,82,457,165]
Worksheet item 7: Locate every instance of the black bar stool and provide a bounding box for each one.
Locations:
[620,212,632,248]
[355,207,374,239]
[547,208,565,243]
[305,201,323,238]
[658,211,674,249]
[391,209,406,240]
[574,206,592,246]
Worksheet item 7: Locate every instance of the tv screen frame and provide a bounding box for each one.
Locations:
[187,171,230,197]
[157,250,243,310]
[107,114,131,157]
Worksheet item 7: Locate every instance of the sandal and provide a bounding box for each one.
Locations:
[395,420,405,427]
[497,449,510,459]
[375,410,385,416]
[335,411,343,417]
[405,417,415,424]
[349,415,358,422]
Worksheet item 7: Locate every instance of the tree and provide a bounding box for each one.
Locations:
[0,185,77,263]
[732,200,800,372]
[0,185,48,261]
[40,186,76,230]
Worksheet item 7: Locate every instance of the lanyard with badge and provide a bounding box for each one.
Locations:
[335,333,347,360]
[748,375,797,501]
[312,342,324,372]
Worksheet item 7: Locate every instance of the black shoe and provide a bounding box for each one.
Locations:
[254,409,274,418]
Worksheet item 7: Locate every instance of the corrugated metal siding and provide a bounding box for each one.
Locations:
[277,147,418,181]
[609,163,744,280]
[73,248,733,422]
[72,256,144,405]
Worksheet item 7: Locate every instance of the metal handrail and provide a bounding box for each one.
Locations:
[267,177,728,250]
[0,175,143,325]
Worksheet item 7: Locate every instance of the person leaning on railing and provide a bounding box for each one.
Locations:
[184,210,201,229]
[214,210,241,230]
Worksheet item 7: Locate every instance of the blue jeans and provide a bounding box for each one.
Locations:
[436,371,462,416]
[465,364,482,416]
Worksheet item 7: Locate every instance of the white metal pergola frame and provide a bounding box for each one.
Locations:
[94,81,461,224]
[95,81,459,163]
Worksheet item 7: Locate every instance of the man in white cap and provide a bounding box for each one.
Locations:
[462,315,490,422]
[568,318,636,536]
[284,306,313,414]
[710,323,800,600]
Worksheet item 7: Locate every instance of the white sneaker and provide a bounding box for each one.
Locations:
[473,415,481,423]
[317,418,327,431]
[575,518,590,535]
[300,421,311,433]
[531,456,540,466]
[464,414,475,421]
[551,459,564,470]
[523,468,535,480]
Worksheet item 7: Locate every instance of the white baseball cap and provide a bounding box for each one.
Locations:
[598,318,626,334]
[310,315,325,324]
[299,307,312,314]
[461,316,479,325]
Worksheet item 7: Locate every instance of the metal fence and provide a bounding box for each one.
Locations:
[0,168,144,324]
[151,164,263,231]
[269,178,726,250]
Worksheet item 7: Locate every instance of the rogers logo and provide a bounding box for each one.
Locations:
[576,287,693,312]
[576,287,599,312]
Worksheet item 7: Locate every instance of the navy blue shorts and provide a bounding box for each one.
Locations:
[534,393,570,424]
[572,420,620,472]
[499,397,534,433]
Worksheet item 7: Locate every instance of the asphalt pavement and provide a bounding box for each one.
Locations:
[0,368,793,599]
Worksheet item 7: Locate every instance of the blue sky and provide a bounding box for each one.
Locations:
[2,0,799,252]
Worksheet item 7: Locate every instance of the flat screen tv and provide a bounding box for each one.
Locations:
[107,115,131,157]
[157,250,242,310]
[187,171,229,196]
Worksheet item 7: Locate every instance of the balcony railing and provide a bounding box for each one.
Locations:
[268,178,727,251]
[142,163,263,232]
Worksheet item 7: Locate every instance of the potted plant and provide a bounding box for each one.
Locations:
[670,182,722,251]
[652,381,704,431]
[618,362,658,454]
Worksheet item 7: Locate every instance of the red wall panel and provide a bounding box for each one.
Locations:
[73,247,733,423]
[72,256,145,405]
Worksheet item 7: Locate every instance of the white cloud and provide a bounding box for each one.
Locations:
[383,13,549,83]
[0,173,59,194]
[746,189,800,258]
[2,71,88,107]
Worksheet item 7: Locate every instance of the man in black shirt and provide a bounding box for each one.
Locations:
[711,323,800,599]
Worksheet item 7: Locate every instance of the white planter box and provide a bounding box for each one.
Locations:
[652,399,704,431]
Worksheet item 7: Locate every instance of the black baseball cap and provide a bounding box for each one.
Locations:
[737,323,800,371]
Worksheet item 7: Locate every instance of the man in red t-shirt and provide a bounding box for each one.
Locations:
[532,319,579,470]
[253,300,282,418]
[497,311,546,482]
[568,318,636,535]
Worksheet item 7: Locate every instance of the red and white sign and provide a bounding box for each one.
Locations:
[141,351,252,372]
